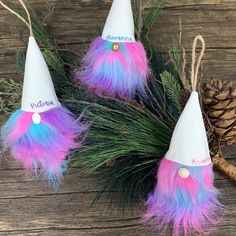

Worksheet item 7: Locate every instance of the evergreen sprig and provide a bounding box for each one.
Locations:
[67,97,172,209]
[0,78,22,122]
[161,70,182,114]
[72,100,172,172]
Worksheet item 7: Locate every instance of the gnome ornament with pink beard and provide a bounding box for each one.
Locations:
[144,35,223,236]
[76,0,149,99]
[1,0,87,186]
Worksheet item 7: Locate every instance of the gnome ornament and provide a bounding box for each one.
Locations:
[144,35,222,235]
[1,0,87,185]
[76,0,149,99]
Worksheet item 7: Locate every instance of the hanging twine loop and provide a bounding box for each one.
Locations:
[191,35,206,91]
[0,0,33,36]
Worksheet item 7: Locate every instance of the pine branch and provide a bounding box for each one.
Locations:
[67,98,172,209]
[169,46,183,76]
[161,70,182,114]
[0,78,22,122]
[72,100,172,172]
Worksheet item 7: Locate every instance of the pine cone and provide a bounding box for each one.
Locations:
[202,79,236,145]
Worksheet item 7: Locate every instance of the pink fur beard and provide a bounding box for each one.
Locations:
[144,158,223,236]
[1,107,88,186]
[76,37,150,99]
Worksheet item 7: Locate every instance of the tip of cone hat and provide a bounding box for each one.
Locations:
[102,0,135,42]
[21,36,61,113]
[165,91,211,166]
[28,36,39,45]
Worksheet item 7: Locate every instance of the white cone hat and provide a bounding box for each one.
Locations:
[21,36,61,113]
[102,0,135,42]
[166,91,211,166]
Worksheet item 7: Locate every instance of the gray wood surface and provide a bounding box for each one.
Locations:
[0,0,236,235]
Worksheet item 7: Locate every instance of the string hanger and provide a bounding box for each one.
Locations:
[0,0,33,36]
[191,35,206,91]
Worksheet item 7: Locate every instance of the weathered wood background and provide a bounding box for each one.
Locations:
[0,0,236,235]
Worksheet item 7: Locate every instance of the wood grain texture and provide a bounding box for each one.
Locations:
[0,0,236,81]
[0,0,236,235]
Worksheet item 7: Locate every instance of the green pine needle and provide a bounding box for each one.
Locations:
[169,46,183,74]
[161,70,182,114]
[0,78,22,121]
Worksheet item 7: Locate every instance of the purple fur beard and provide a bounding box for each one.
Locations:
[76,37,150,99]
[144,158,223,236]
[1,107,88,186]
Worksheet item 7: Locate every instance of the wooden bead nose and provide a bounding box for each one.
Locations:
[112,43,119,51]
[178,168,190,179]
[32,113,41,124]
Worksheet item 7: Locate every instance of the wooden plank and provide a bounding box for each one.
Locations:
[164,0,236,9]
[152,10,236,49]
[1,1,236,82]
[2,47,236,83]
